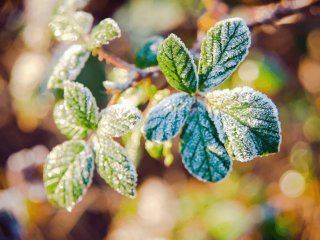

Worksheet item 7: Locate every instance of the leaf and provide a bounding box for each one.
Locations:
[93,135,137,198]
[144,92,195,142]
[47,45,90,89]
[198,18,251,92]
[206,87,281,162]
[53,101,88,139]
[180,102,232,182]
[136,36,163,69]
[49,11,93,42]
[88,18,121,50]
[43,140,94,211]
[53,0,90,15]
[64,81,98,130]
[97,104,142,137]
[157,34,198,93]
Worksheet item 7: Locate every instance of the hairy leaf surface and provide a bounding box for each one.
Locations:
[47,45,89,89]
[157,34,198,93]
[64,81,98,130]
[181,102,231,182]
[198,18,250,92]
[206,87,281,162]
[44,140,94,211]
[93,136,137,198]
[144,93,195,142]
[97,104,142,137]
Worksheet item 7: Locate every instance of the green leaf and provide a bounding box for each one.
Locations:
[97,104,142,137]
[157,34,198,93]
[144,92,195,142]
[49,11,93,42]
[64,81,98,129]
[180,102,232,182]
[198,18,251,92]
[136,36,163,69]
[44,140,94,211]
[93,135,137,198]
[53,101,88,139]
[206,87,281,162]
[53,0,90,15]
[47,44,90,89]
[88,18,121,50]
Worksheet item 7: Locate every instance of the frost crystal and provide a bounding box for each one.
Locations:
[97,104,142,137]
[47,45,89,89]
[157,34,199,93]
[88,18,121,50]
[198,18,251,92]
[180,102,232,182]
[54,101,88,139]
[206,87,281,162]
[43,140,94,210]
[144,92,195,142]
[93,135,137,198]
[64,81,98,130]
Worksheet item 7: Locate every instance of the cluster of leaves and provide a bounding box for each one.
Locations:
[44,0,281,212]
[44,0,142,211]
[144,18,281,182]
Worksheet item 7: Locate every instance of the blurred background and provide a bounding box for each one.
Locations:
[1,0,320,239]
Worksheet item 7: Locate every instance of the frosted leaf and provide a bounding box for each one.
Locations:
[144,93,195,142]
[198,18,251,92]
[54,0,90,15]
[206,87,281,162]
[136,36,163,69]
[53,101,87,139]
[88,18,121,50]
[47,45,89,89]
[92,135,137,198]
[49,11,93,42]
[180,102,232,182]
[97,104,142,137]
[157,34,198,93]
[43,140,94,211]
[64,81,98,130]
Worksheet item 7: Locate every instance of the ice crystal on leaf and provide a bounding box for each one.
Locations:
[47,45,89,89]
[206,87,281,162]
[144,93,195,142]
[44,140,94,211]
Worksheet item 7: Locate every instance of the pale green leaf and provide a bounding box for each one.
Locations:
[49,11,93,42]
[180,102,232,182]
[64,81,98,130]
[206,87,281,162]
[198,18,251,92]
[43,140,94,211]
[54,0,90,15]
[144,92,195,142]
[157,34,198,93]
[47,44,90,89]
[88,18,121,50]
[97,104,142,137]
[93,135,137,198]
[53,101,87,139]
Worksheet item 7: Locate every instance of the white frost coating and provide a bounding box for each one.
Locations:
[43,140,94,211]
[47,45,89,89]
[92,135,137,198]
[206,87,281,162]
[97,104,142,137]
[198,18,251,92]
[88,18,121,50]
[144,92,195,142]
[54,0,90,15]
[54,101,87,139]
[73,11,94,34]
[157,34,199,93]
[64,81,99,129]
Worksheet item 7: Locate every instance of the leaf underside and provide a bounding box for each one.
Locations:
[144,92,195,142]
[206,87,281,162]
[44,140,94,211]
[180,102,232,182]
